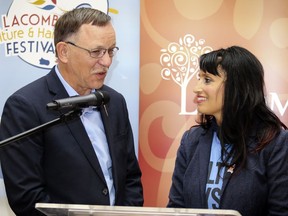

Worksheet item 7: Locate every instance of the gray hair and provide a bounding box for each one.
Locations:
[54,8,111,48]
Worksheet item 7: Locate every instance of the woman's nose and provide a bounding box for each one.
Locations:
[193,79,202,93]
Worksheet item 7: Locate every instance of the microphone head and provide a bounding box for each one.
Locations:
[46,91,110,111]
[97,91,110,105]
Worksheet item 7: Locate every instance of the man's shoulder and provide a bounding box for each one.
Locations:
[5,70,56,108]
[12,69,55,96]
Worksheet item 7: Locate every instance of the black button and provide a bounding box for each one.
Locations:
[102,188,108,195]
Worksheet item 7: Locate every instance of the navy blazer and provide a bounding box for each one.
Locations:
[0,67,143,216]
[167,124,288,216]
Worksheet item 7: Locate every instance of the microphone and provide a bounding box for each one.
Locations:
[46,91,110,110]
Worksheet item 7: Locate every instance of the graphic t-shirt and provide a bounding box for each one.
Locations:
[206,132,230,209]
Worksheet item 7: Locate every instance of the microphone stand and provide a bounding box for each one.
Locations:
[0,109,82,149]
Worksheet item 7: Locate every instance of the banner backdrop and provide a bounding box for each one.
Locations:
[139,0,288,207]
[0,0,140,215]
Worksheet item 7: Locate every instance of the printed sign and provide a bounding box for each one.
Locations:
[0,0,108,69]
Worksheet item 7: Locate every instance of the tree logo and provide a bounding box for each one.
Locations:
[160,34,213,114]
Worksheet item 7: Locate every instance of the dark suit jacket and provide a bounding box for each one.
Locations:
[0,67,143,216]
[167,124,288,216]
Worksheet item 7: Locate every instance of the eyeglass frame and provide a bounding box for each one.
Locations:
[65,41,119,58]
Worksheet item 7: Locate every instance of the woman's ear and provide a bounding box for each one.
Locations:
[56,42,69,63]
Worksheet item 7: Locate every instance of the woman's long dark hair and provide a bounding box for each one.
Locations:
[198,46,287,169]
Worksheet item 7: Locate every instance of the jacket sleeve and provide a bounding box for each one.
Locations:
[122,121,144,206]
[167,126,204,208]
[0,94,50,216]
[167,130,189,208]
[105,90,143,206]
[266,130,288,215]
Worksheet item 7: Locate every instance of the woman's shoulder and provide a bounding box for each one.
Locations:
[180,125,210,148]
[269,129,288,146]
[261,129,288,158]
[183,125,209,139]
[178,125,212,160]
[279,128,288,136]
[273,129,288,147]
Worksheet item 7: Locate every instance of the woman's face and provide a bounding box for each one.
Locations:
[193,70,226,125]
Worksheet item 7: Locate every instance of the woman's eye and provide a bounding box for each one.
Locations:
[204,77,212,84]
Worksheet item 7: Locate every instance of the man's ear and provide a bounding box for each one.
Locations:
[56,42,69,63]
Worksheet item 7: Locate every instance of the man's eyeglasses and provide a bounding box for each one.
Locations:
[65,41,119,58]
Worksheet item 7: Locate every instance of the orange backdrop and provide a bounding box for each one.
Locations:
[139,0,288,207]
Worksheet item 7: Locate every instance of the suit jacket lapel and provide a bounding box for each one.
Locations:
[46,68,106,184]
[98,103,119,193]
[197,129,214,207]
[66,117,106,183]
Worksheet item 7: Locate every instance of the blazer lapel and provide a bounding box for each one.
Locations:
[46,68,106,184]
[197,129,214,207]
[98,103,119,193]
[66,113,107,183]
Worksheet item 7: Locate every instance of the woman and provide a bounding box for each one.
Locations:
[167,46,288,216]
